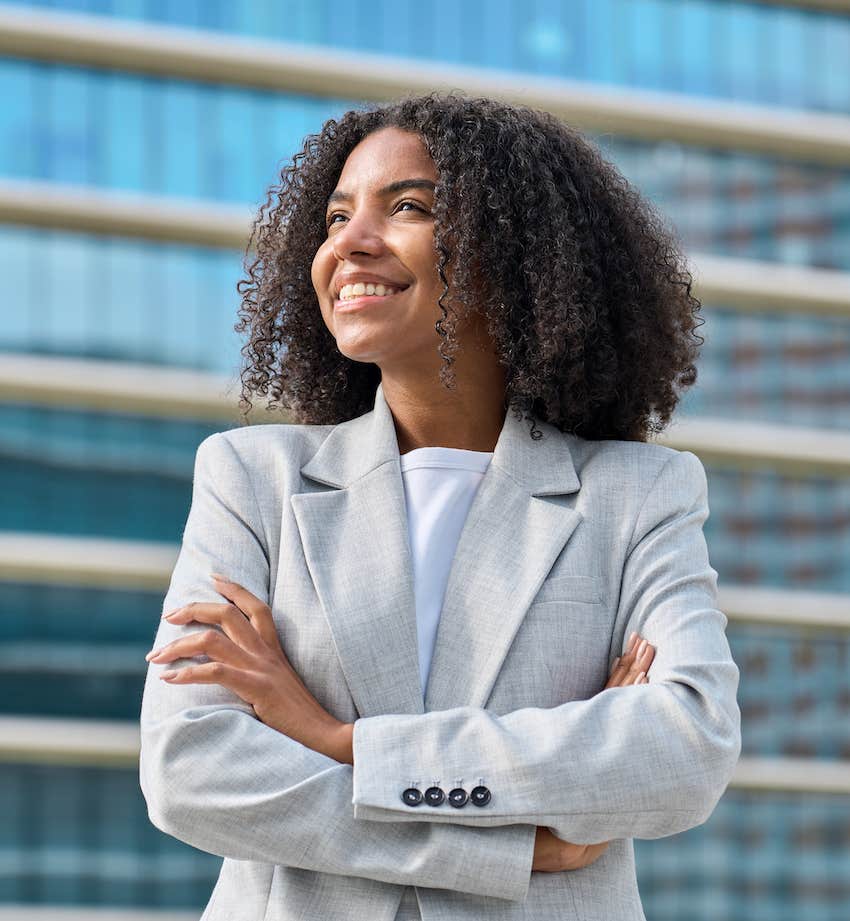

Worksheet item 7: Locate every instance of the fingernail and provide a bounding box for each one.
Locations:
[637,671,646,682]
[145,648,160,661]
[612,656,621,669]
[161,608,179,620]
[637,639,648,657]
[628,632,638,652]
[210,573,228,582]
[160,671,177,680]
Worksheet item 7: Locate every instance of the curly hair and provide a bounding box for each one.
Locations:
[234,91,704,441]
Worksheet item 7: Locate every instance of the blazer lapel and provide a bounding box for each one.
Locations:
[423,399,583,712]
[290,380,582,719]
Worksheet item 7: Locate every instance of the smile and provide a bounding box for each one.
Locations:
[334,287,407,311]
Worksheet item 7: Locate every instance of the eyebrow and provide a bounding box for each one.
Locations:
[327,178,436,206]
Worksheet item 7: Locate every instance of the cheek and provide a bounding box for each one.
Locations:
[310,246,336,331]
[310,244,331,293]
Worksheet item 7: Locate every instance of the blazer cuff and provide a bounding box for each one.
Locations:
[352,718,536,901]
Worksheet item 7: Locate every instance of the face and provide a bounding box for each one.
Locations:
[311,127,448,375]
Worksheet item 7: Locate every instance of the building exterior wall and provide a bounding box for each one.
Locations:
[1,1,848,917]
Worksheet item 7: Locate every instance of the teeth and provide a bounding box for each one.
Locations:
[338,283,400,301]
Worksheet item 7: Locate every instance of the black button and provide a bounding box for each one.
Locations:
[448,787,468,808]
[401,787,423,806]
[470,785,491,807]
[424,786,445,806]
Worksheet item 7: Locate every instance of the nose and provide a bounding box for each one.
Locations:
[331,209,386,261]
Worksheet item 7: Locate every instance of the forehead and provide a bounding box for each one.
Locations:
[334,127,437,190]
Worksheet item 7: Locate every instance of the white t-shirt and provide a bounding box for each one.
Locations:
[399,445,494,698]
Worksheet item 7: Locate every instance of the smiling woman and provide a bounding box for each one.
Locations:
[310,129,490,414]
[139,92,741,921]
[234,92,704,444]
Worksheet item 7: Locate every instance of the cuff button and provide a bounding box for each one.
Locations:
[424,786,445,806]
[448,787,468,808]
[470,785,491,807]
[401,787,423,806]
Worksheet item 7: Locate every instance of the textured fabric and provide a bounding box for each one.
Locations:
[399,446,493,697]
[139,379,741,921]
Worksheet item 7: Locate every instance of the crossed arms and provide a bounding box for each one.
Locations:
[139,433,741,903]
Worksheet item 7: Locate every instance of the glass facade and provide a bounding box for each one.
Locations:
[1,1,848,918]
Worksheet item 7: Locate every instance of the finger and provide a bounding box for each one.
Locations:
[162,601,268,656]
[604,636,653,689]
[627,639,655,681]
[159,661,257,699]
[618,632,642,666]
[585,842,610,864]
[210,576,281,652]
[147,628,255,670]
[608,633,643,675]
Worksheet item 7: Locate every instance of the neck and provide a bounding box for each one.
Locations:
[379,363,507,456]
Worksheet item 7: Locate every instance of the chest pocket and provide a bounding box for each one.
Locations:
[533,574,604,606]
[487,574,612,710]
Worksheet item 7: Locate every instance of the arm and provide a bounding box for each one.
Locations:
[350,450,742,844]
[139,432,536,902]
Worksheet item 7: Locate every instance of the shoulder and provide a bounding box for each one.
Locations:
[194,422,335,484]
[565,432,705,489]
[557,433,709,554]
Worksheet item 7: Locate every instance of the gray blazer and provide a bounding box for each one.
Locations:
[139,379,741,921]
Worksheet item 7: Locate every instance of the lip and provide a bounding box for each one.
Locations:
[333,276,409,298]
[334,289,406,312]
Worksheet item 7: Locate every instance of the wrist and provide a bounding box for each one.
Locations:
[328,721,355,764]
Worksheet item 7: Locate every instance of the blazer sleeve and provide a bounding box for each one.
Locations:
[138,432,537,903]
[350,449,743,844]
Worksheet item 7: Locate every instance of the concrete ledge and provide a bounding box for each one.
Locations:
[0,715,848,794]
[1,4,849,165]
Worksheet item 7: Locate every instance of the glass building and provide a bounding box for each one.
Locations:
[1,1,848,918]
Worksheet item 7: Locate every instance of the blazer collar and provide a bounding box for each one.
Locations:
[300,379,580,496]
[291,379,584,718]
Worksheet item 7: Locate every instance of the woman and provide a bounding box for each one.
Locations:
[139,93,741,921]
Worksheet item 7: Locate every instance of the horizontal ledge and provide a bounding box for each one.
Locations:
[0,532,848,632]
[3,352,850,476]
[1,5,850,166]
[0,532,178,592]
[0,178,253,250]
[714,584,850,632]
[0,351,288,424]
[730,755,850,795]
[650,415,850,478]
[0,715,140,767]
[0,910,198,921]
[0,716,847,795]
[2,178,849,319]
[751,0,850,14]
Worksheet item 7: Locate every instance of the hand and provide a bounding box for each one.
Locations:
[532,827,610,872]
[145,575,349,761]
[603,629,655,690]
[531,631,655,873]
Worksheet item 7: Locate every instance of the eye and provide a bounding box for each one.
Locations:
[325,200,429,230]
[395,200,428,214]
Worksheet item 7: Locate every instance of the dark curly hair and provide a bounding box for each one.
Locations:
[234,91,704,441]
